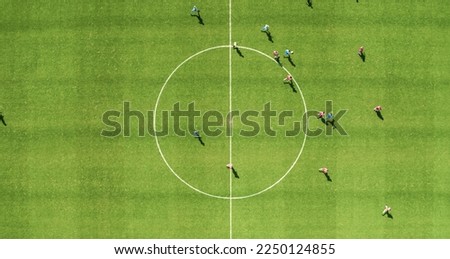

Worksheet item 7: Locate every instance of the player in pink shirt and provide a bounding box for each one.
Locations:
[319,167,332,181]
[284,74,293,82]
[317,111,325,119]
[273,50,280,63]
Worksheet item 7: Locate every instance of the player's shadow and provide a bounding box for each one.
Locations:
[0,113,6,126]
[375,111,384,120]
[265,32,274,43]
[289,83,297,93]
[387,212,394,219]
[306,0,313,8]
[197,137,205,146]
[326,120,336,128]
[235,48,244,58]
[359,53,366,62]
[192,14,204,25]
[324,173,332,182]
[288,57,296,67]
[231,168,240,179]
[319,117,326,125]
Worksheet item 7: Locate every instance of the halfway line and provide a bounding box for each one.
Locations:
[228,0,233,240]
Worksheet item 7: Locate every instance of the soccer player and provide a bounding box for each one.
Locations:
[382,205,392,216]
[233,42,238,49]
[261,24,269,33]
[319,167,332,181]
[273,50,280,63]
[284,49,293,58]
[358,46,364,56]
[326,113,336,128]
[326,113,334,122]
[193,130,204,145]
[283,74,293,84]
[317,111,325,119]
[191,5,200,16]
[193,130,200,138]
[319,167,328,174]
[374,105,384,120]
[0,112,6,126]
[227,163,239,178]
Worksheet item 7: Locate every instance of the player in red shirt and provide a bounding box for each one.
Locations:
[374,105,384,120]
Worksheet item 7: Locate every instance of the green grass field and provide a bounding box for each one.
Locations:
[1,0,449,238]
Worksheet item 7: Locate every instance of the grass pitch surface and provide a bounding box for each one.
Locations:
[1,0,449,238]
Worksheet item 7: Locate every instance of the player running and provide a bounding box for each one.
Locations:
[374,105,382,112]
[317,111,325,119]
[382,205,392,216]
[191,5,200,16]
[283,74,293,84]
[319,167,328,174]
[273,50,280,63]
[358,46,364,56]
[319,167,332,181]
[284,49,294,58]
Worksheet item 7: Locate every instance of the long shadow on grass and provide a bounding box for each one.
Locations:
[387,212,394,219]
[359,53,366,62]
[192,14,204,25]
[0,113,6,126]
[197,137,205,146]
[324,173,332,182]
[283,81,297,93]
[231,168,240,179]
[289,83,297,93]
[235,48,244,58]
[375,111,384,120]
[306,0,313,8]
[287,57,296,67]
[265,31,274,43]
